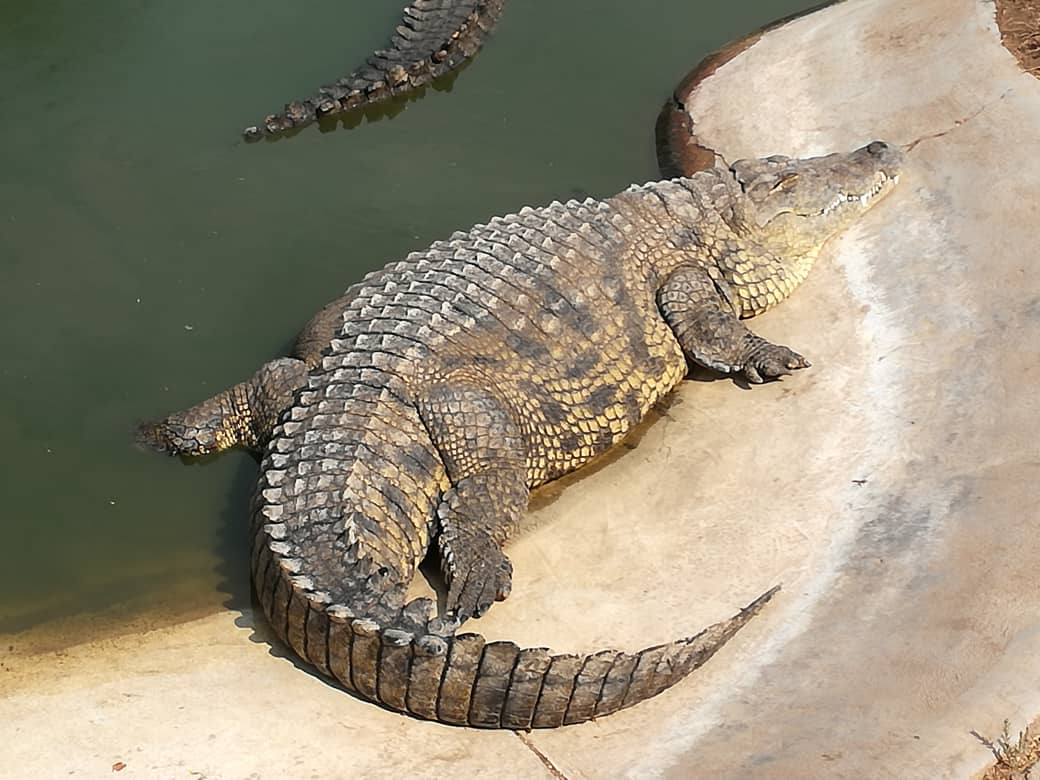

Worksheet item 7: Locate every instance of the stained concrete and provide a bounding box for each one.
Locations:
[3,0,1038,777]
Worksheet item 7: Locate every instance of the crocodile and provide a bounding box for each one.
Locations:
[140,139,904,728]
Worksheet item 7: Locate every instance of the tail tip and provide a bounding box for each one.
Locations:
[740,584,782,620]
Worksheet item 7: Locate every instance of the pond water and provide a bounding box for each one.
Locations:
[0,0,821,644]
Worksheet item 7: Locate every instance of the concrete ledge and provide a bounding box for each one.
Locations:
[643,0,1040,777]
[3,1,1038,778]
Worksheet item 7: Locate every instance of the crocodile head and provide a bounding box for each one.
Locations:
[731,140,904,255]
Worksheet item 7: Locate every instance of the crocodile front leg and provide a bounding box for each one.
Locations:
[138,357,308,456]
[657,265,810,383]
[417,379,529,622]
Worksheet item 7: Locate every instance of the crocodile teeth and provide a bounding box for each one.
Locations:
[819,174,891,217]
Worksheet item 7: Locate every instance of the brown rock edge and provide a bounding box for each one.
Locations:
[657,0,1038,179]
[655,1,840,177]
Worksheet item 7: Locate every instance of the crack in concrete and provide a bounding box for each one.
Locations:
[516,731,571,780]
[903,90,1011,152]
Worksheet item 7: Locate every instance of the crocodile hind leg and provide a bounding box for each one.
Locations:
[657,264,811,383]
[417,380,529,622]
[138,357,308,456]
[139,286,361,458]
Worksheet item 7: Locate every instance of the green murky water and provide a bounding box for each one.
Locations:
[0,0,820,640]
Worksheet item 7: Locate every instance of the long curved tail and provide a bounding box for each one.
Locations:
[257,530,778,729]
[245,0,507,139]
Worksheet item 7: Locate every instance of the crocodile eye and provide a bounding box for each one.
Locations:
[772,172,799,190]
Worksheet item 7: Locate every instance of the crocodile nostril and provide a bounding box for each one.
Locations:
[867,141,889,155]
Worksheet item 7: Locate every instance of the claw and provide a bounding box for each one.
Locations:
[443,542,513,621]
[744,344,811,383]
[428,614,462,636]
[788,354,811,369]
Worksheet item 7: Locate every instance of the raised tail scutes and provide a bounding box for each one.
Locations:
[260,543,779,729]
[244,0,506,139]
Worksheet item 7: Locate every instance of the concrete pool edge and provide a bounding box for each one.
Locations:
[5,1,1040,778]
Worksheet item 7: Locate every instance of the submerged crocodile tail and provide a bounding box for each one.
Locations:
[245,0,507,138]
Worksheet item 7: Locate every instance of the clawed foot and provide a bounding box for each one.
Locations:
[136,418,215,456]
[440,530,513,622]
[743,343,811,384]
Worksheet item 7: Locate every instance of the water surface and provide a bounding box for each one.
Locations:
[0,0,820,642]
